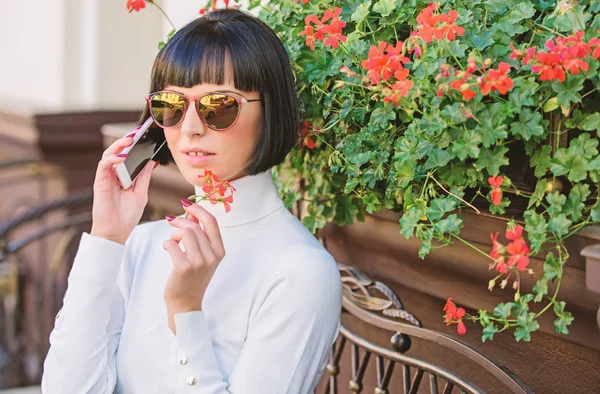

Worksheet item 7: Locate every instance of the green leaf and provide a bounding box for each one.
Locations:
[482,323,498,342]
[515,312,540,342]
[554,6,592,33]
[416,226,433,259]
[399,202,427,239]
[506,3,536,24]
[563,184,590,221]
[530,146,552,177]
[528,180,547,209]
[543,97,559,113]
[433,214,463,235]
[334,195,359,225]
[469,30,495,51]
[543,252,563,281]
[579,112,600,132]
[551,76,585,107]
[547,214,571,237]
[533,277,549,302]
[546,191,566,215]
[370,108,396,130]
[451,129,482,160]
[424,148,452,170]
[493,302,514,319]
[553,301,574,335]
[591,204,600,223]
[510,108,546,141]
[351,1,371,23]
[524,211,548,252]
[550,148,587,182]
[569,133,598,159]
[477,145,509,175]
[427,198,456,221]
[372,0,396,17]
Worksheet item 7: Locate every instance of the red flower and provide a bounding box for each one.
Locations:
[195,170,236,213]
[299,122,320,149]
[480,62,514,95]
[443,298,467,335]
[488,175,503,206]
[295,0,310,3]
[199,8,207,15]
[414,3,464,43]
[126,0,146,12]
[361,41,411,85]
[299,8,346,51]
[505,224,523,241]
[506,239,531,271]
[490,233,503,259]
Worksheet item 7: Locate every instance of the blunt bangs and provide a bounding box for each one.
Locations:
[145,9,299,175]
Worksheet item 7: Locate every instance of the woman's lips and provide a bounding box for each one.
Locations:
[182,151,215,166]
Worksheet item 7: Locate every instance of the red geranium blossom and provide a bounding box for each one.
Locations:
[126,0,146,12]
[480,62,514,95]
[488,175,503,206]
[443,298,467,335]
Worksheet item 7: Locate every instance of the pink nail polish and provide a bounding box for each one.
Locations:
[153,160,160,169]
[125,132,136,138]
[165,215,176,221]
[181,198,193,207]
[117,153,128,158]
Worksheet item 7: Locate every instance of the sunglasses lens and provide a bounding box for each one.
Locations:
[150,92,186,127]
[199,94,239,130]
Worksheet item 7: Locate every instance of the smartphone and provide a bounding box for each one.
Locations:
[114,117,167,189]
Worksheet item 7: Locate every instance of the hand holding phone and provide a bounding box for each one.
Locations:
[115,117,167,189]
[89,118,164,244]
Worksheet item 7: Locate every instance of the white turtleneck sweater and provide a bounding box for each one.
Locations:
[41,170,342,394]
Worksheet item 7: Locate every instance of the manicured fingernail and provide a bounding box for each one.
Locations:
[165,215,176,221]
[117,153,128,158]
[125,132,136,138]
[181,198,193,207]
[153,160,160,169]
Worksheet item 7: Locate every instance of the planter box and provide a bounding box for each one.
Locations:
[319,209,600,393]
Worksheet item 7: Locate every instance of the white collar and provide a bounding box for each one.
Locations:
[193,169,284,228]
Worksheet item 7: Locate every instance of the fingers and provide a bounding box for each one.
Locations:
[180,202,225,257]
[167,217,218,264]
[94,153,128,186]
[162,239,188,270]
[132,160,157,193]
[169,228,204,265]
[102,133,136,159]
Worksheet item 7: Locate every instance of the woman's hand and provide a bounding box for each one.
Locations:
[163,200,226,334]
[90,133,157,244]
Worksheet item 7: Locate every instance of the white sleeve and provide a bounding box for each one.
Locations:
[149,248,343,394]
[41,229,140,394]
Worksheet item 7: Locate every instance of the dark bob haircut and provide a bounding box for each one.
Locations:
[141,9,299,175]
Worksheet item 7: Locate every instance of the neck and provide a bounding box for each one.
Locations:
[193,169,284,228]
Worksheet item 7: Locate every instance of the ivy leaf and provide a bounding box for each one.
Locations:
[545,191,566,216]
[302,204,328,233]
[530,145,552,177]
[334,195,359,225]
[528,180,547,209]
[553,301,574,335]
[427,198,456,221]
[563,184,590,221]
[515,312,540,342]
[533,277,549,302]
[433,214,463,235]
[351,1,372,23]
[543,97,560,113]
[524,211,548,252]
[482,323,498,342]
[476,145,509,175]
[373,0,396,17]
[399,202,427,239]
[554,5,592,33]
[551,76,585,107]
[550,148,587,182]
[370,108,396,130]
[451,129,482,160]
[493,302,514,319]
[424,148,452,169]
[468,30,495,51]
[547,214,571,237]
[362,193,382,214]
[569,133,599,159]
[158,29,176,50]
[416,226,433,259]
[510,108,546,141]
[543,252,563,281]
[506,3,536,24]
[591,204,600,223]
[579,112,600,132]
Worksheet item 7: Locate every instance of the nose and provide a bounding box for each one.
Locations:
[180,100,207,137]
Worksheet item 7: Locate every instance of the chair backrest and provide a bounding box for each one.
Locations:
[322,265,533,394]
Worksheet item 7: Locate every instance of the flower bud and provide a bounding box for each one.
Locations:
[500,279,508,289]
[488,279,496,291]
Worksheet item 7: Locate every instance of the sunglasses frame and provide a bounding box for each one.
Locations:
[145,90,261,131]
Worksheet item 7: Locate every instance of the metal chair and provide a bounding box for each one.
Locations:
[323,265,533,394]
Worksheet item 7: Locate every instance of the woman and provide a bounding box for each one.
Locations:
[42,9,342,394]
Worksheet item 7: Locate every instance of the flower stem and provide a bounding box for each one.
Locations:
[149,1,176,31]
[450,233,494,260]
